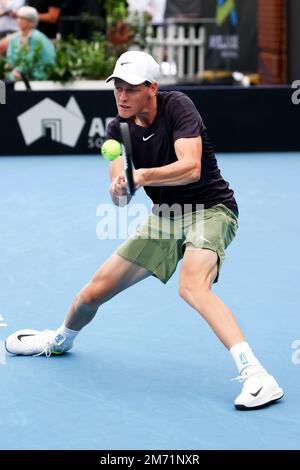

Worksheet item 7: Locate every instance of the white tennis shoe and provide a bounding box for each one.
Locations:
[5,329,72,357]
[233,365,284,410]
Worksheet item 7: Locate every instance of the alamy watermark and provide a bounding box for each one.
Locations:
[291,339,300,365]
[0,313,7,365]
[0,341,5,365]
[96,202,205,242]
[291,80,300,105]
[0,80,6,104]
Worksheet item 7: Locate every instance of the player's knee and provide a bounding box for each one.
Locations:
[76,283,102,308]
[77,273,115,307]
[179,279,210,304]
[179,280,193,302]
[179,283,191,303]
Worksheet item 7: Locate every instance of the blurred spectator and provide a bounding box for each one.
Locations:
[127,0,153,18]
[5,6,56,80]
[59,0,84,38]
[59,0,105,39]
[81,0,105,19]
[150,0,167,23]
[127,0,167,23]
[164,0,201,19]
[26,0,61,38]
[0,0,25,37]
[61,0,84,14]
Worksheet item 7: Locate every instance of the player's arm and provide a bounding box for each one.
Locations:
[134,136,202,188]
[109,156,132,206]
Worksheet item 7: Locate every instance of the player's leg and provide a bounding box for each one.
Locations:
[179,245,244,348]
[5,252,151,356]
[179,245,283,409]
[64,251,151,331]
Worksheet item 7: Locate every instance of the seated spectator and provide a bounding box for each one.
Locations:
[0,0,25,37]
[5,6,56,80]
[149,0,167,23]
[127,0,166,23]
[26,0,61,38]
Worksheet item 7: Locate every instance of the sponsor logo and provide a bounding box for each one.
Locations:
[17,97,85,147]
[143,133,155,141]
[216,0,238,27]
[250,386,263,397]
[88,117,115,150]
[239,353,249,365]
[17,334,36,341]
[291,80,300,105]
[55,334,65,345]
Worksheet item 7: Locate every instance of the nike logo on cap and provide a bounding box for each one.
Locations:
[120,62,132,66]
[250,386,263,397]
[17,334,36,341]
[143,133,155,141]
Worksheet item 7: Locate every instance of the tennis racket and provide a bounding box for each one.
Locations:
[119,122,135,196]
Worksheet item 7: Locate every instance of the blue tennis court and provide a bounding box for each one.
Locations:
[1,152,299,450]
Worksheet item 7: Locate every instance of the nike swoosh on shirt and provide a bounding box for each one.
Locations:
[250,386,263,397]
[17,334,36,341]
[143,133,155,141]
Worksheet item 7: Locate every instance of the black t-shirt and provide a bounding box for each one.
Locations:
[27,0,61,38]
[107,91,238,215]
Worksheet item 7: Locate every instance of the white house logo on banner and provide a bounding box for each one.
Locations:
[17,97,85,147]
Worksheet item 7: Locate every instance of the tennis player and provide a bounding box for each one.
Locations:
[6,51,283,409]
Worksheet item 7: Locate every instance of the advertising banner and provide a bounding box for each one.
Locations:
[165,0,257,72]
[0,85,299,155]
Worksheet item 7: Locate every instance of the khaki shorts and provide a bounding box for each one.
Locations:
[117,203,238,284]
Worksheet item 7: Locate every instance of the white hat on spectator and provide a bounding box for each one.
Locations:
[17,6,39,26]
[106,51,160,85]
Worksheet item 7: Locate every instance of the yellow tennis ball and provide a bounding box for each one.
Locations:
[101,139,122,161]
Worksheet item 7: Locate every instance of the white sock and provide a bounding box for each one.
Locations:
[230,341,262,374]
[55,323,78,347]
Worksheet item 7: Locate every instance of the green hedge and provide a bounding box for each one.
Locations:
[48,34,118,81]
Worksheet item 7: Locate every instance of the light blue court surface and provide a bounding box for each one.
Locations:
[0,153,300,450]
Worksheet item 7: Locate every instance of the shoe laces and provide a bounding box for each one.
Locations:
[231,374,244,383]
[231,365,266,383]
[33,329,55,357]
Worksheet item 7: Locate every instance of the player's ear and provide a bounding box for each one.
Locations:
[149,81,158,96]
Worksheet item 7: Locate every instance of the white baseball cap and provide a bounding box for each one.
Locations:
[106,51,160,85]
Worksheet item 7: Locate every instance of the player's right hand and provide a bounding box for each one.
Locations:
[110,174,128,197]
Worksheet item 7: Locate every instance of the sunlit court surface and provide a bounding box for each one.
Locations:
[1,153,300,450]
